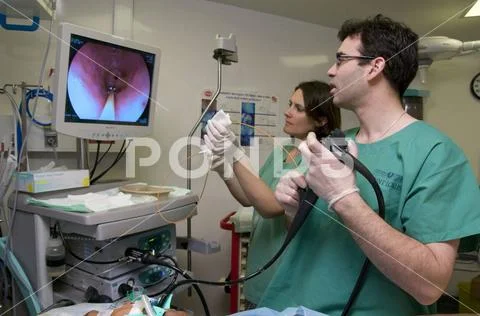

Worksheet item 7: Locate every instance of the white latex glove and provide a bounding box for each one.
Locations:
[210,154,234,180]
[274,170,307,222]
[204,120,246,162]
[299,132,359,211]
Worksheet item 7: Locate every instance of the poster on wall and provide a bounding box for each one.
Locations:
[201,89,279,147]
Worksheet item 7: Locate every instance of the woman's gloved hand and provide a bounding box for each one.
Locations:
[204,120,245,162]
[274,170,307,222]
[209,154,234,180]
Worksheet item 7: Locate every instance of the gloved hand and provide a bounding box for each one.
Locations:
[298,132,359,211]
[274,170,307,222]
[204,120,246,163]
[209,154,234,180]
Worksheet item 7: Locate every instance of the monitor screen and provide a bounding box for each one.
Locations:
[53,23,161,140]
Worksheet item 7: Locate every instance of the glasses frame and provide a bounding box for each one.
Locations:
[335,52,376,66]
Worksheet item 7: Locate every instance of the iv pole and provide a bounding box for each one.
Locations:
[186,34,238,291]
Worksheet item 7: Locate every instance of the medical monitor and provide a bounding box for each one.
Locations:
[53,23,161,140]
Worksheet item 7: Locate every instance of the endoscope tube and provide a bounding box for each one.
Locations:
[160,131,386,316]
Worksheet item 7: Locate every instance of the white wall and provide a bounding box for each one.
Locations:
[422,55,480,181]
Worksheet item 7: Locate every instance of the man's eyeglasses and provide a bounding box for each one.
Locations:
[335,52,375,66]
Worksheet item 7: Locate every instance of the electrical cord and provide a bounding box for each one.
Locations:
[58,228,124,265]
[99,142,114,163]
[90,140,131,185]
[125,249,210,316]
[145,254,179,298]
[89,141,101,179]
[90,141,113,179]
[90,140,126,184]
[154,254,179,295]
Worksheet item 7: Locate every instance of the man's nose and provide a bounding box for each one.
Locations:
[327,64,336,77]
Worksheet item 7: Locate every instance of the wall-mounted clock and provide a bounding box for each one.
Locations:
[471,72,480,100]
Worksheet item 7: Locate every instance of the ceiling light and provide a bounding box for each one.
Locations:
[465,0,480,17]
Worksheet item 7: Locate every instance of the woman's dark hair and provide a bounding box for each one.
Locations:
[295,80,341,138]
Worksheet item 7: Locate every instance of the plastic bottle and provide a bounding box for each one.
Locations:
[46,227,66,278]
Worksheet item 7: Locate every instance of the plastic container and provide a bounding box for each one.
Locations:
[46,232,66,278]
[458,281,480,313]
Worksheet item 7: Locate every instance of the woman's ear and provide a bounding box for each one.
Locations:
[315,117,327,128]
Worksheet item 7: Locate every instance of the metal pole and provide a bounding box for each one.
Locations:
[185,57,223,293]
[19,83,28,171]
[76,138,89,169]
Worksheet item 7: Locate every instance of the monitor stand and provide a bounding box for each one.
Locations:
[76,138,89,169]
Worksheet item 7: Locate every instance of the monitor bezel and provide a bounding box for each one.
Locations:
[53,23,161,141]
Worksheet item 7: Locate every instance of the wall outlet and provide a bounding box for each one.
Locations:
[44,130,58,148]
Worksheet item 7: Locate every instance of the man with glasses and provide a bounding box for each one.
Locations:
[260,14,480,315]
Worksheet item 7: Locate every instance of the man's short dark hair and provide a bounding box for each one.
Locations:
[338,14,419,96]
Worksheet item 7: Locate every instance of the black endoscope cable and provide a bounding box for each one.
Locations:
[317,129,385,316]
[125,249,211,316]
[155,129,385,316]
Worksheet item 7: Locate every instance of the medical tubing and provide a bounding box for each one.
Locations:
[139,253,210,316]
[286,147,385,316]
[159,161,316,293]
[342,259,370,316]
[333,150,385,316]
[1,90,23,128]
[24,88,53,127]
[160,192,315,295]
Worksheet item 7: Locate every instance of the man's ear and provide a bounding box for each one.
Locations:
[368,57,386,77]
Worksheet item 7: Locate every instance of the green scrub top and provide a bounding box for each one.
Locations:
[244,144,304,304]
[259,121,480,315]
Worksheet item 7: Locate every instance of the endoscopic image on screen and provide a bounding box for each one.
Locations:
[65,34,154,126]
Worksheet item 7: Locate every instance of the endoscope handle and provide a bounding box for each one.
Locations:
[284,187,318,243]
[297,187,316,206]
[322,128,349,156]
[285,129,349,243]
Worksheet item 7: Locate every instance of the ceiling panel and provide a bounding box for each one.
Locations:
[207,0,480,41]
